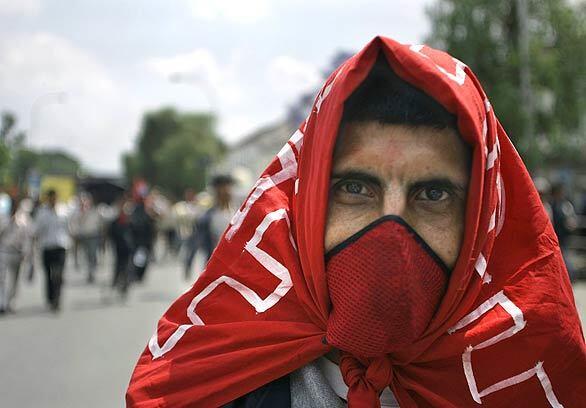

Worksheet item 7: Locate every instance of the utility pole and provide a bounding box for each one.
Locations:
[516,0,536,167]
[28,91,67,198]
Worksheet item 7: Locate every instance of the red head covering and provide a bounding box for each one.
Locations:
[127,36,585,407]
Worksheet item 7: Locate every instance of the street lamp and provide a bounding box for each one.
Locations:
[29,91,68,146]
[168,72,217,114]
[28,91,67,198]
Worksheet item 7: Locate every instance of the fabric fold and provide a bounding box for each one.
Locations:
[126,36,585,408]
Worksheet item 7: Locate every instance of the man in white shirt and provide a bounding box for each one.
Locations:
[34,190,70,312]
[70,195,102,283]
[0,198,33,314]
[194,175,235,262]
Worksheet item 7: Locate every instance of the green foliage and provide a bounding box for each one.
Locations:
[0,143,10,184]
[122,152,141,182]
[0,112,16,142]
[33,150,81,175]
[9,148,37,188]
[124,107,225,199]
[9,148,81,190]
[0,111,27,186]
[426,0,586,167]
[0,110,82,192]
[0,112,25,149]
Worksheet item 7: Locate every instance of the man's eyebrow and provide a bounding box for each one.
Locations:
[330,171,467,193]
[409,178,467,193]
[330,170,381,186]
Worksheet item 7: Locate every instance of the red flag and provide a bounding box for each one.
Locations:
[127,37,585,407]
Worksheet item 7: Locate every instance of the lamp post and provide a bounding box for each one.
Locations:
[29,91,68,146]
[28,91,67,198]
[168,72,217,114]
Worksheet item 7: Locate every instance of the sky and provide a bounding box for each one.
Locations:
[0,0,433,174]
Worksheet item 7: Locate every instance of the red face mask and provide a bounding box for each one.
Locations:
[325,216,449,357]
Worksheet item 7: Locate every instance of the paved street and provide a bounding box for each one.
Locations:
[0,250,197,408]
[1,252,585,407]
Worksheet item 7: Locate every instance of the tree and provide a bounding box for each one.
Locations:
[0,111,27,185]
[426,0,586,167]
[9,148,81,191]
[0,110,83,194]
[124,108,225,198]
[9,148,38,190]
[136,108,183,183]
[34,150,81,175]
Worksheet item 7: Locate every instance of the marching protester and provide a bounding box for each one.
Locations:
[192,174,235,263]
[70,194,103,283]
[129,194,156,283]
[108,194,133,299]
[177,189,204,280]
[0,198,33,314]
[182,176,235,279]
[550,182,578,281]
[158,199,178,260]
[127,37,585,407]
[34,190,70,312]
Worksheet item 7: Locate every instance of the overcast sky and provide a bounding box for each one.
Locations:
[0,0,433,173]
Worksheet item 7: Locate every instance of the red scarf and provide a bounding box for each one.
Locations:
[127,36,585,407]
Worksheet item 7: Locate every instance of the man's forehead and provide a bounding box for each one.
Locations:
[332,122,470,183]
[335,122,467,157]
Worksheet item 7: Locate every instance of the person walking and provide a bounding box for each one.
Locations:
[550,183,578,280]
[129,196,156,283]
[180,189,204,280]
[193,175,235,263]
[0,198,33,314]
[109,195,132,298]
[34,190,70,312]
[70,194,102,283]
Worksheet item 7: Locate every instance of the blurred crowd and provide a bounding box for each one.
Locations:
[0,174,236,315]
[0,172,583,316]
[534,177,586,281]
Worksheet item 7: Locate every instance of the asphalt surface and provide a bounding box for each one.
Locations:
[1,249,195,408]
[1,251,585,407]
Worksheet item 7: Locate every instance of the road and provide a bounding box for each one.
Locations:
[1,252,585,407]
[1,250,195,408]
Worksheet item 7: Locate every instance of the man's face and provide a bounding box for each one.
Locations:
[215,183,232,205]
[325,122,470,268]
[47,193,57,208]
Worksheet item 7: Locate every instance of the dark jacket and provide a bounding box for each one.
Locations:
[222,376,290,408]
[194,207,216,261]
[129,203,155,250]
[109,214,132,255]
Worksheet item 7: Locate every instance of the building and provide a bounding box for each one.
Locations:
[216,120,297,191]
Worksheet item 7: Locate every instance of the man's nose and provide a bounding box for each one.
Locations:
[381,190,408,219]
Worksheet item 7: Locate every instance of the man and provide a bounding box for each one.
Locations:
[34,189,70,312]
[191,175,235,264]
[70,194,102,283]
[178,189,204,280]
[549,183,577,280]
[0,198,33,314]
[108,194,133,299]
[127,37,585,407]
[129,194,156,283]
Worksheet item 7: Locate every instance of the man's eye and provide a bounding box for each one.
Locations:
[331,180,374,200]
[343,181,366,195]
[416,187,449,201]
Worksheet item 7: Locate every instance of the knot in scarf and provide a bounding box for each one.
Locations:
[339,352,394,408]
